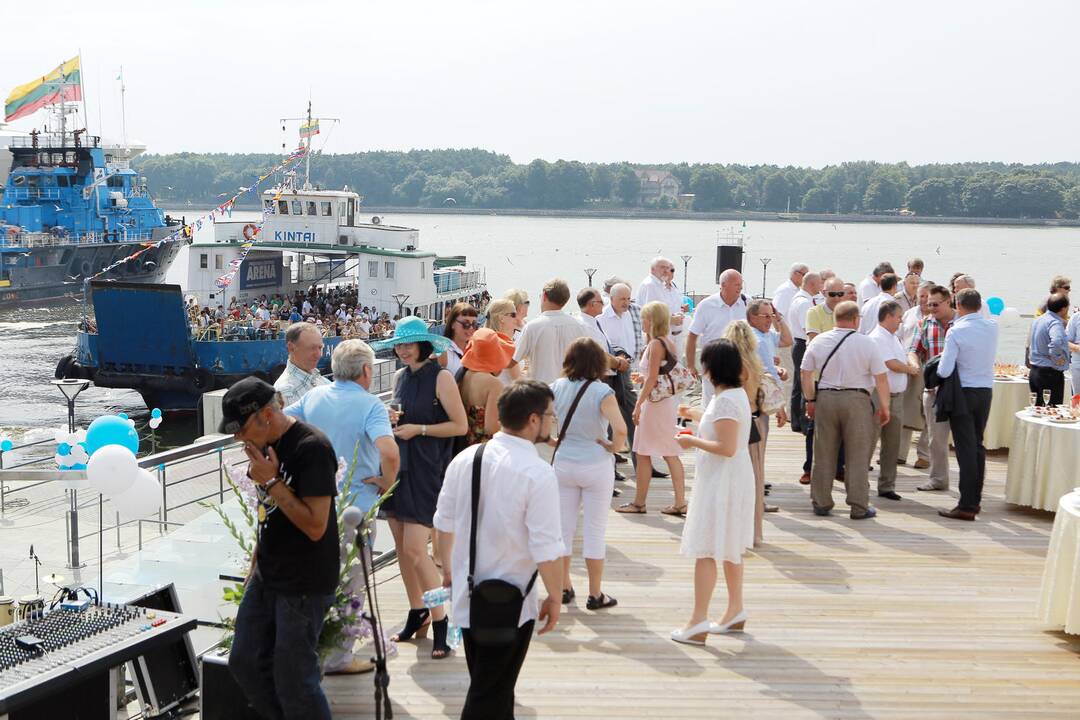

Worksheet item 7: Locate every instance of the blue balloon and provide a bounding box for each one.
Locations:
[151,408,162,419]
[0,439,12,452]
[58,442,71,455]
[986,297,1005,316]
[117,413,128,420]
[70,463,87,470]
[84,415,140,456]
[683,295,695,312]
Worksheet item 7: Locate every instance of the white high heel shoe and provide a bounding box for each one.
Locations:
[670,620,711,646]
[709,610,748,634]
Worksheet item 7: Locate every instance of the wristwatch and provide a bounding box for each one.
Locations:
[264,476,282,491]
[421,424,428,436]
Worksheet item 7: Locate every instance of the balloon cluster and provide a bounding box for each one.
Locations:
[985,296,1021,327]
[149,408,163,430]
[69,414,164,519]
[54,427,90,476]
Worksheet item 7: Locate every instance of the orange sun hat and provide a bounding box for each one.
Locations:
[461,328,516,374]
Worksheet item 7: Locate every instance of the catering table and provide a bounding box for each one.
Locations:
[1005,411,1080,511]
[1038,491,1080,634]
[984,377,1031,451]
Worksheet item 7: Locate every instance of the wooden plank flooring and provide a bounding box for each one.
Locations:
[325,428,1080,719]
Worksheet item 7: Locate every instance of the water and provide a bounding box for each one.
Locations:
[3,214,1074,442]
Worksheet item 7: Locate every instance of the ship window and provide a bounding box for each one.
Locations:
[264,199,274,212]
[200,253,208,269]
[58,176,70,187]
[368,261,378,278]
[385,261,395,279]
[321,201,332,216]
[215,255,223,270]
[107,176,123,187]
[12,175,24,186]
[26,176,39,187]
[291,200,302,215]
[278,200,289,214]
[339,202,346,217]
[306,201,317,216]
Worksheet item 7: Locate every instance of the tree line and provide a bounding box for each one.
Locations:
[133,149,1080,219]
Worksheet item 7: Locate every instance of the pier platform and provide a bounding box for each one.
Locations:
[325,428,1080,719]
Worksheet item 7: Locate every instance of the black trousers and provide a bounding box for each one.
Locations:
[949,387,993,513]
[791,338,807,434]
[606,371,638,468]
[1029,365,1065,407]
[461,621,535,720]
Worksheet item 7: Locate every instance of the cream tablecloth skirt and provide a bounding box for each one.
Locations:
[1005,412,1080,511]
[984,378,1031,451]
[1039,491,1080,634]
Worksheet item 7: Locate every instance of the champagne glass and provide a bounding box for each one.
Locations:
[1043,389,1052,407]
[389,402,402,427]
[1029,392,1038,410]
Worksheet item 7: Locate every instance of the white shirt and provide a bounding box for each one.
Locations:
[302,300,312,315]
[598,305,638,369]
[801,328,886,391]
[869,325,909,393]
[513,310,587,384]
[255,307,270,322]
[857,275,879,307]
[858,293,889,335]
[636,274,685,334]
[579,313,615,376]
[445,341,465,374]
[898,306,923,352]
[688,293,747,344]
[433,432,564,628]
[772,279,800,318]
[788,290,815,341]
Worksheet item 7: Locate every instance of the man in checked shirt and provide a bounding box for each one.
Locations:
[908,285,956,491]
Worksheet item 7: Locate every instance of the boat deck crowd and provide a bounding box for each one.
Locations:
[219,256,1076,719]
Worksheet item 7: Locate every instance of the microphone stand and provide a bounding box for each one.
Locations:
[29,545,42,595]
[358,532,392,719]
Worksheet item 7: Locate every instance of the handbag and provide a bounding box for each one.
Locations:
[759,372,785,414]
[467,443,537,646]
[551,379,595,464]
[648,341,694,402]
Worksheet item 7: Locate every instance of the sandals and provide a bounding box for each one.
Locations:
[561,588,576,605]
[660,504,688,517]
[615,502,646,514]
[392,608,431,643]
[586,593,618,610]
[431,617,452,659]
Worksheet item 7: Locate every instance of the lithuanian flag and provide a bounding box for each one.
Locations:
[299,119,320,139]
[5,56,82,122]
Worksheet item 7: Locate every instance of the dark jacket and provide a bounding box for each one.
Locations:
[924,356,968,422]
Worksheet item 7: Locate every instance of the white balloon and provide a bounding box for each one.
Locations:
[148,417,162,430]
[73,429,87,442]
[54,453,71,468]
[53,427,70,443]
[341,506,364,529]
[112,469,161,519]
[86,445,139,498]
[68,445,88,463]
[998,307,1021,327]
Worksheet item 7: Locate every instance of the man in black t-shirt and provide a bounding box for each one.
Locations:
[221,377,338,720]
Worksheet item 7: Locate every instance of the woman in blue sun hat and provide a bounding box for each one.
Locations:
[373,316,468,658]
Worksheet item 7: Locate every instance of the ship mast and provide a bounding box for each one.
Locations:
[280,102,338,191]
[305,99,312,188]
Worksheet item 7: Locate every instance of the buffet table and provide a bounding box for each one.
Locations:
[1038,491,1080,634]
[984,377,1031,451]
[1005,411,1080,511]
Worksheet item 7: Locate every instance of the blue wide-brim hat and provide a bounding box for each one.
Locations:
[372,316,452,355]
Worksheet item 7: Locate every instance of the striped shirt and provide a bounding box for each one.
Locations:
[274,360,330,407]
[909,315,953,361]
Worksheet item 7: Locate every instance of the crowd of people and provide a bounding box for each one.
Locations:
[218,254,1076,719]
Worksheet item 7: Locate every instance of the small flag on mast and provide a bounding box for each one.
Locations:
[299,119,320,139]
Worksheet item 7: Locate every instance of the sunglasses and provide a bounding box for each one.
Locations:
[1062,285,1072,291]
[927,302,942,308]
[456,320,479,330]
[826,291,845,298]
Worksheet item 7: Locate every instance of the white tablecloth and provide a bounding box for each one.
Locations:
[984,377,1031,451]
[1039,491,1080,634]
[1005,412,1080,511]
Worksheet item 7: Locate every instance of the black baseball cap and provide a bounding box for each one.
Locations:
[219,377,278,434]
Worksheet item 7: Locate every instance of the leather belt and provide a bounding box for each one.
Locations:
[819,388,870,396]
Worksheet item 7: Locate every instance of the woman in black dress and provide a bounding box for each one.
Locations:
[376,317,468,658]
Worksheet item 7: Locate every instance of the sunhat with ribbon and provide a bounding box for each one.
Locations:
[372,315,451,355]
[461,328,516,374]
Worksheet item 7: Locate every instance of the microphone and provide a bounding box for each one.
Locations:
[29,544,34,559]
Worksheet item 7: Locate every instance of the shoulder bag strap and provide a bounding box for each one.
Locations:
[814,330,856,394]
[551,379,595,465]
[468,442,486,593]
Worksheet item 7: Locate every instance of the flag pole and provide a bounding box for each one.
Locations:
[119,66,127,152]
[77,50,88,137]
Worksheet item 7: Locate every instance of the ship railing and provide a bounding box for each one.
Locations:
[433,269,485,294]
[8,187,62,201]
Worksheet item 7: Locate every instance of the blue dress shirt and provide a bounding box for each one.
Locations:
[751,326,781,380]
[1029,312,1069,371]
[937,313,998,388]
[285,379,393,512]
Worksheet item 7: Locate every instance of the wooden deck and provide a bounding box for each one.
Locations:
[325,428,1080,719]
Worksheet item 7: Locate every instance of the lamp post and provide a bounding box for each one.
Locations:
[759,257,772,298]
[51,378,90,569]
[391,292,410,317]
[584,268,597,287]
[680,254,692,296]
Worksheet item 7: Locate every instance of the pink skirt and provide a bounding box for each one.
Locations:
[633,395,682,457]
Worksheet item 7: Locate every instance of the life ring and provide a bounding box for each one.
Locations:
[79,261,92,276]
[371,216,381,225]
[54,354,75,380]
[242,224,259,242]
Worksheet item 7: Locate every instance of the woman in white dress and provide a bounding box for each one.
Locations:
[671,339,755,646]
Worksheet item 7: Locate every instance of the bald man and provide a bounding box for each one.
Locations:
[636,257,689,341]
[686,269,747,404]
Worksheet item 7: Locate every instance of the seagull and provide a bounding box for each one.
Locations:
[935,246,942,255]
[215,192,229,198]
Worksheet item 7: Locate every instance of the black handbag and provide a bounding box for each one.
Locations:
[467,443,537,646]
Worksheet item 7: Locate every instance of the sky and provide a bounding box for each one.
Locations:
[4,0,1079,167]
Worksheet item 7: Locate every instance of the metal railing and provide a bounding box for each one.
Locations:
[7,186,62,200]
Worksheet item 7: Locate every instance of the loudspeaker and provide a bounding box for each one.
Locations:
[125,584,199,717]
[715,244,743,282]
[199,650,260,719]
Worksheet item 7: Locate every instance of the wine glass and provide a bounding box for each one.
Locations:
[389,402,402,427]
[1043,389,1052,407]
[1028,392,1038,411]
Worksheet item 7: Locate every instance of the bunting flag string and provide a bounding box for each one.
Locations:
[85,146,309,284]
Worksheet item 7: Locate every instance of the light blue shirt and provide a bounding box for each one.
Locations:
[550,378,615,466]
[937,312,998,389]
[751,327,781,380]
[1067,312,1080,367]
[1030,312,1070,371]
[285,379,393,512]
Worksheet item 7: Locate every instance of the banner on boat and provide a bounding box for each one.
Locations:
[239,257,282,290]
